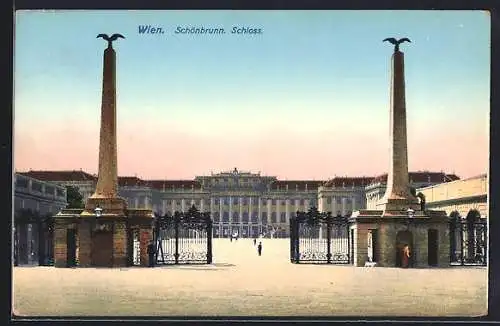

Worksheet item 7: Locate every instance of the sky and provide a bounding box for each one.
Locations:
[13,10,490,180]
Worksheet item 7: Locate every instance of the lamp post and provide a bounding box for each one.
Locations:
[94,206,103,218]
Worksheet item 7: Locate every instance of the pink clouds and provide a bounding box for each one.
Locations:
[14,117,488,180]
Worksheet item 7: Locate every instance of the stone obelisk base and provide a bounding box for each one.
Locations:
[53,202,154,268]
[349,209,449,268]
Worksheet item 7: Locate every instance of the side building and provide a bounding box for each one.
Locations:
[14,173,67,265]
[364,171,460,210]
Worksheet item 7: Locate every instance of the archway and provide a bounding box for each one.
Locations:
[464,209,481,263]
[395,230,413,267]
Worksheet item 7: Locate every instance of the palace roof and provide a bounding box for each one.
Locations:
[19,170,97,182]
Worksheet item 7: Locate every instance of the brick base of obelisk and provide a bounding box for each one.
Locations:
[53,203,153,268]
[349,210,450,267]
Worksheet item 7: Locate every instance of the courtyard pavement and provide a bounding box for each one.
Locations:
[13,239,487,317]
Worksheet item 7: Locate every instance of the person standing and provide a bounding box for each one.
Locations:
[402,244,411,268]
[253,238,257,246]
[257,242,262,256]
[147,241,156,267]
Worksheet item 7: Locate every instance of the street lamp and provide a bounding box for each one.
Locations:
[407,208,415,218]
[94,206,103,218]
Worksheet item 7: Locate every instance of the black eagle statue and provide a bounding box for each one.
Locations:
[97,33,125,48]
[383,37,411,52]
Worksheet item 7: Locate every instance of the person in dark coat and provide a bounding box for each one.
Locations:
[257,242,262,256]
[147,241,156,267]
[253,238,257,246]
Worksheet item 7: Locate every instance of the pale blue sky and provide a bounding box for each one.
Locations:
[13,10,490,179]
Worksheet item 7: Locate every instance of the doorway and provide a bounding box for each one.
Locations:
[395,230,413,267]
[428,229,439,266]
[91,231,113,267]
[66,228,77,267]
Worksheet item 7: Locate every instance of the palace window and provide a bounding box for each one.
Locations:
[261,213,268,224]
[299,199,304,205]
[271,199,276,205]
[224,197,229,205]
[214,198,219,205]
[242,212,249,222]
[16,177,28,188]
[242,197,247,205]
[280,212,286,223]
[31,182,42,192]
[222,211,229,222]
[232,197,238,205]
[232,212,239,223]
[327,197,332,204]
[251,212,258,223]
[271,212,277,223]
[213,212,220,222]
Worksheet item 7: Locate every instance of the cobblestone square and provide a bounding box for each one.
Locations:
[13,239,487,317]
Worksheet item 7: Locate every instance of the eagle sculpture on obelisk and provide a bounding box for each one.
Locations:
[383,37,411,52]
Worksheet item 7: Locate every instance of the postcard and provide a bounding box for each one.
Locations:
[12,10,489,318]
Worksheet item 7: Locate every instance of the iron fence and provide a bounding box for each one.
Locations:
[154,205,212,265]
[449,215,487,266]
[290,207,350,264]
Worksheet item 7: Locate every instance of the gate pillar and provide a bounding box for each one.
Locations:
[53,210,80,268]
[127,209,154,267]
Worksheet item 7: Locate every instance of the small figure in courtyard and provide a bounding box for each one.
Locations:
[402,244,411,268]
[147,240,156,267]
[230,236,233,242]
[257,242,262,256]
[253,238,257,246]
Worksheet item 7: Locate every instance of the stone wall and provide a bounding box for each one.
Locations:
[377,221,449,268]
[77,220,92,267]
[139,228,153,266]
[53,225,67,267]
[113,221,127,267]
[427,201,488,219]
[352,219,450,268]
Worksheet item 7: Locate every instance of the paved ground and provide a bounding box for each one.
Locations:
[13,239,487,317]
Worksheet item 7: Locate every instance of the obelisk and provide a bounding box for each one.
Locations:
[85,33,127,214]
[377,38,419,212]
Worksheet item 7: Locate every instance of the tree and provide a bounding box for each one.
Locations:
[66,186,84,208]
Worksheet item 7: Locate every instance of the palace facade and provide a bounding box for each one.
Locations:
[19,168,462,238]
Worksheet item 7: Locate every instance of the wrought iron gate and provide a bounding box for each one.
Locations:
[449,214,487,266]
[290,207,350,264]
[154,206,212,265]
